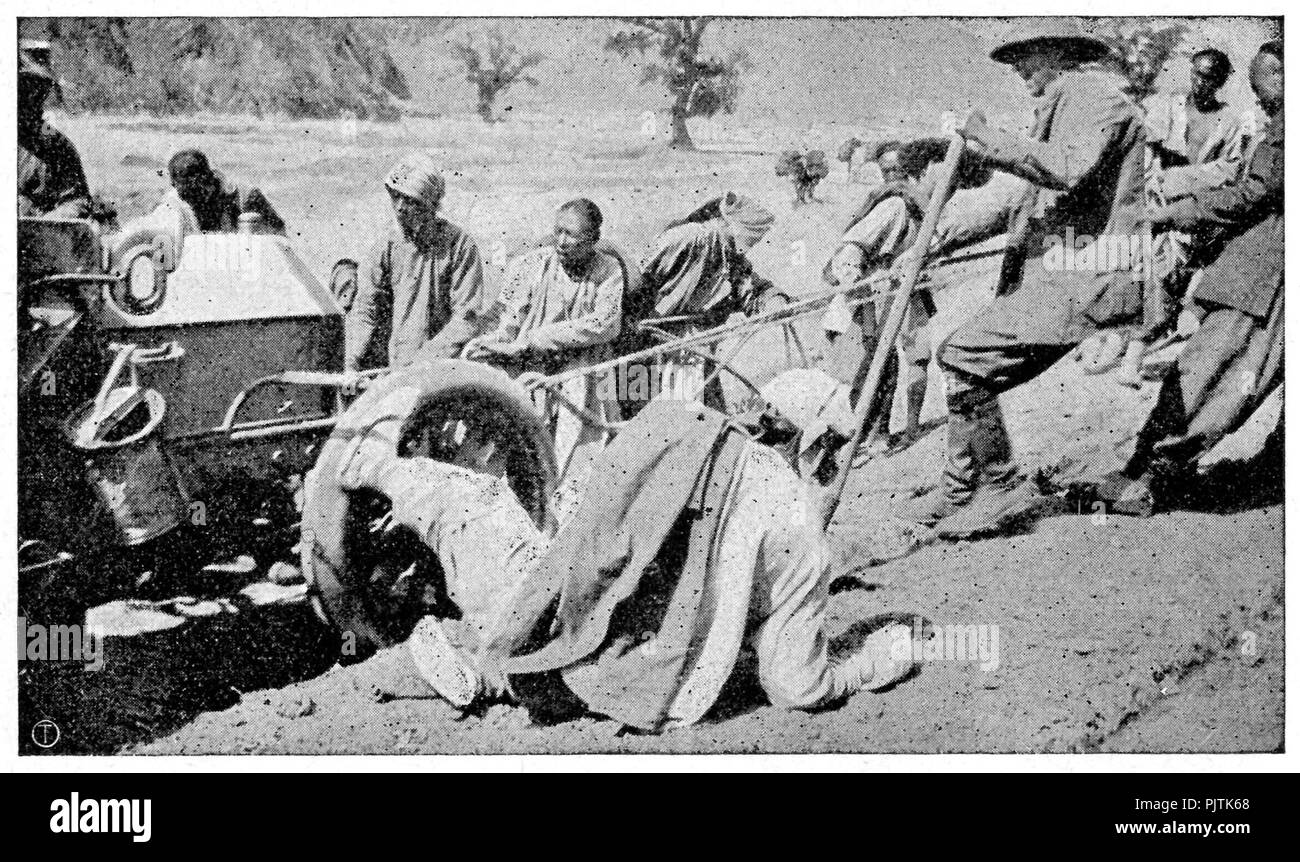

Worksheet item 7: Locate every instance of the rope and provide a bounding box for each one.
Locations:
[517,371,628,434]
[695,325,761,397]
[489,238,1001,432]
[521,273,900,392]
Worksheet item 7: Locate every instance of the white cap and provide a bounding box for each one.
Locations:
[821,293,855,335]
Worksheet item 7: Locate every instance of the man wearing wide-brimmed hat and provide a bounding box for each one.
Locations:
[899,21,1146,540]
[19,38,91,218]
[346,151,491,371]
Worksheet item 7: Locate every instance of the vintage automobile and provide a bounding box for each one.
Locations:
[17,214,555,637]
[18,207,863,662]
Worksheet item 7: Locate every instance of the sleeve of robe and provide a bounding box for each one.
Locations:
[644,227,723,317]
[843,197,912,261]
[421,230,490,359]
[931,175,1026,256]
[728,252,786,316]
[522,256,625,353]
[489,253,534,344]
[1143,94,1246,199]
[40,130,92,218]
[742,274,789,316]
[1159,112,1252,201]
[344,237,392,372]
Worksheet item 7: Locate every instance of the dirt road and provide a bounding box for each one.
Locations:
[21,477,1279,755]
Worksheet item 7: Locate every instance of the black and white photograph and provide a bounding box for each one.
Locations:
[10,7,1287,762]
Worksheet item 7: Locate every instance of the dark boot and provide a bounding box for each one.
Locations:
[904,408,980,527]
[1095,455,1195,517]
[936,401,1043,538]
[1095,370,1199,518]
[1093,470,1155,517]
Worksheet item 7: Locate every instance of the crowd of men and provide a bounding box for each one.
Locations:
[18,24,1284,731]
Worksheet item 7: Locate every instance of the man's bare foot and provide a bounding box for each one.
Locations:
[1113,364,1145,389]
[1080,331,1126,374]
[407,616,482,709]
[1112,339,1146,388]
[863,623,917,692]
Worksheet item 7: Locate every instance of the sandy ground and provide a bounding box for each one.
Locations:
[18,113,1283,755]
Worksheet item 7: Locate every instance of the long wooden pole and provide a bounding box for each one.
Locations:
[820,133,967,529]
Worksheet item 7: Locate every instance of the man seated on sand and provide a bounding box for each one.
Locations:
[346,153,491,372]
[336,398,917,732]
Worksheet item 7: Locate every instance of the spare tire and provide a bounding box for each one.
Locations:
[301,359,556,659]
[329,258,360,313]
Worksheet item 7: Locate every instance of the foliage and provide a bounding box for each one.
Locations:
[451,27,544,122]
[1096,21,1189,103]
[605,17,750,148]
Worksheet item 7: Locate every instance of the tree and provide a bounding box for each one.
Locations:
[451,27,544,123]
[605,17,750,150]
[1096,21,1189,104]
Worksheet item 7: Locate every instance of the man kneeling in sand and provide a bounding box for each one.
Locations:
[337,398,916,732]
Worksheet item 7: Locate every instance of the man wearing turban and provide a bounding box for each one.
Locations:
[346,152,491,371]
[634,191,786,410]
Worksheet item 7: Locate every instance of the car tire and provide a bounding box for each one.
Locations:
[301,359,556,660]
